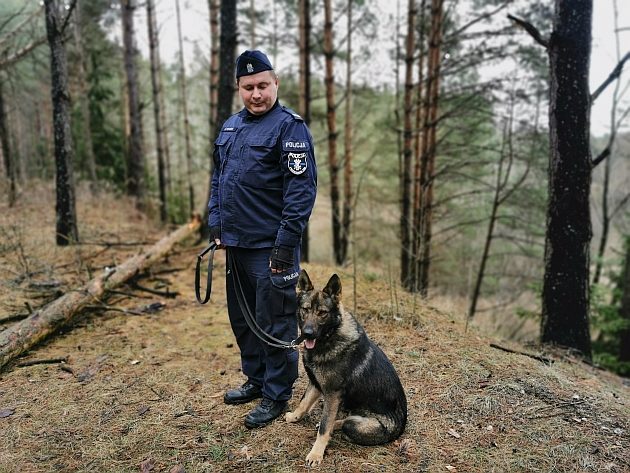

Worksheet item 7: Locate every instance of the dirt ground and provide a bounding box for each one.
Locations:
[1,184,629,473]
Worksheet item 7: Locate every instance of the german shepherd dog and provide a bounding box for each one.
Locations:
[286,270,407,466]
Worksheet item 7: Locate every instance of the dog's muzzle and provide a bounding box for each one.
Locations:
[301,326,317,349]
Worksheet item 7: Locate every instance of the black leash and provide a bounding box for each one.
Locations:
[195,242,218,304]
[227,249,304,350]
[194,243,303,349]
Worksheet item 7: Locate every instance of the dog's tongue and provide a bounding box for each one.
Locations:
[305,339,316,350]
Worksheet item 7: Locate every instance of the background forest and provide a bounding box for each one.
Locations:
[0,0,629,375]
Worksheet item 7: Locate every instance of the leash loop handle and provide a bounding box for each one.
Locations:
[195,242,217,304]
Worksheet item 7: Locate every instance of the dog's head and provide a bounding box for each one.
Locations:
[297,270,343,350]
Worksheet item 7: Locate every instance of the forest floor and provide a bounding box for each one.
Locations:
[0,183,628,473]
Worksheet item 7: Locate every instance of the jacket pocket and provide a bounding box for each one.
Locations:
[214,131,235,169]
[241,134,282,188]
[269,264,300,316]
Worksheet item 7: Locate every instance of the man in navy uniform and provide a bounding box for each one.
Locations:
[208,50,317,428]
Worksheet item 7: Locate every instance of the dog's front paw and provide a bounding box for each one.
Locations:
[305,448,324,466]
[285,411,301,423]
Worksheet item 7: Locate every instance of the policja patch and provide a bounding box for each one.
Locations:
[287,152,308,175]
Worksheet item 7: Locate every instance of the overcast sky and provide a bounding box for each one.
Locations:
[132,0,629,137]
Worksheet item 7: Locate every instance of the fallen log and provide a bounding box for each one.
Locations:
[0,218,201,371]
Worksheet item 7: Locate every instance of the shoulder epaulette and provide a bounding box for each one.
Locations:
[282,106,304,122]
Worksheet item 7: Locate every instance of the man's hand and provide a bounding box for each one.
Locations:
[210,226,224,248]
[270,245,294,273]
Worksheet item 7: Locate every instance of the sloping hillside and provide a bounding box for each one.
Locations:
[0,186,628,472]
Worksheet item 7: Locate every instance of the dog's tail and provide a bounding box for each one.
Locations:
[341,408,407,446]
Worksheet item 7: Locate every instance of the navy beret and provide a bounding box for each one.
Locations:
[235,50,273,78]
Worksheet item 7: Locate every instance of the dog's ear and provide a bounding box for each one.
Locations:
[298,269,314,293]
[323,274,342,299]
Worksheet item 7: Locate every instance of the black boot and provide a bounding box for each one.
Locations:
[244,398,287,428]
[223,381,262,405]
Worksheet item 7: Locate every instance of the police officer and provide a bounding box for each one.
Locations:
[208,50,317,428]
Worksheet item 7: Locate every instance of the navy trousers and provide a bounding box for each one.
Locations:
[226,247,299,401]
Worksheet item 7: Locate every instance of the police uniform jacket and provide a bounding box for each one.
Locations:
[209,101,317,249]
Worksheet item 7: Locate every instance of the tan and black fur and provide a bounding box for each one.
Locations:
[286,270,407,466]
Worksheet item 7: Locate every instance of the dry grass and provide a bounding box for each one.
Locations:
[0,184,628,472]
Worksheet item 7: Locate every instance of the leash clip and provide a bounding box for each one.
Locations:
[289,334,305,350]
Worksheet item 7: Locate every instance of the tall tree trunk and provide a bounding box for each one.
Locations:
[468,112,513,321]
[10,84,24,185]
[324,0,342,265]
[298,0,312,262]
[208,0,219,152]
[159,66,172,197]
[394,0,402,261]
[249,0,256,49]
[340,0,353,265]
[175,0,195,215]
[593,148,611,285]
[411,0,426,292]
[72,1,97,185]
[121,0,146,209]
[204,0,220,232]
[44,0,79,246]
[118,61,129,184]
[418,0,443,297]
[541,0,593,359]
[147,0,168,223]
[0,77,16,206]
[400,0,416,289]
[593,0,623,286]
[619,236,630,363]
[467,85,537,322]
[271,0,278,68]
[215,0,237,141]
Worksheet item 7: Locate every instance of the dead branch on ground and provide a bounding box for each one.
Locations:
[0,219,200,371]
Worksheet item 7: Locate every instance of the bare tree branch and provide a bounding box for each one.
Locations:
[590,51,630,102]
[0,5,41,49]
[0,3,30,35]
[591,147,611,168]
[610,192,630,219]
[0,36,47,70]
[446,1,512,41]
[59,0,78,36]
[507,14,549,48]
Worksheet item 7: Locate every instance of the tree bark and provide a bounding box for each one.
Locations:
[411,0,426,293]
[72,1,97,185]
[146,0,168,222]
[340,0,353,266]
[400,0,416,288]
[203,0,220,234]
[298,0,311,262]
[0,76,16,207]
[324,0,341,265]
[619,236,630,363]
[249,0,256,49]
[44,0,79,246]
[121,0,146,208]
[208,0,219,152]
[418,0,443,296]
[541,0,593,359]
[215,0,237,142]
[175,0,195,215]
[593,0,623,286]
[0,219,201,371]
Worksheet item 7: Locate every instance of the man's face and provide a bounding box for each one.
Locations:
[238,70,278,115]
